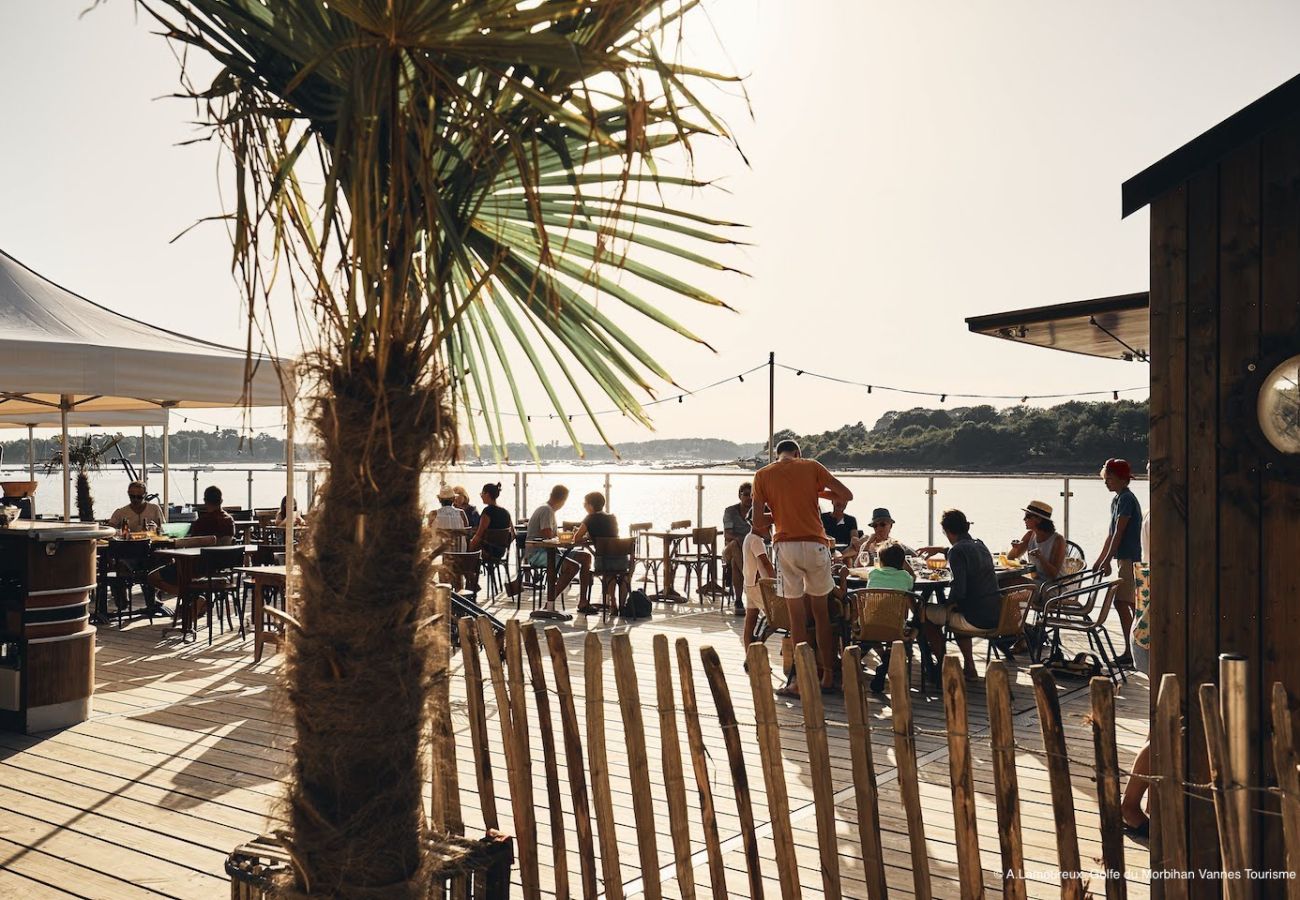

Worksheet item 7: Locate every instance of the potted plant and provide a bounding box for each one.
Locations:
[45,434,122,523]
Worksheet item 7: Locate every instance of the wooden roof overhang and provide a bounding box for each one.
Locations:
[965,292,1149,362]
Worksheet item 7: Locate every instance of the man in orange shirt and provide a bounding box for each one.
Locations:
[752,439,853,695]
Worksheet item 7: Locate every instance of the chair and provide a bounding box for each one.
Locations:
[947,584,1036,663]
[191,546,246,645]
[851,588,916,691]
[1036,577,1126,682]
[479,528,514,600]
[752,577,790,643]
[442,551,482,600]
[629,522,656,591]
[102,539,157,627]
[587,537,637,621]
[1064,540,1087,575]
[670,527,723,604]
[239,543,284,637]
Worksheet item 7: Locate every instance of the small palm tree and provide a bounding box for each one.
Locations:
[45,434,122,522]
[136,1,743,894]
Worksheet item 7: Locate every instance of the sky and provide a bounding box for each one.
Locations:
[3,1,1300,452]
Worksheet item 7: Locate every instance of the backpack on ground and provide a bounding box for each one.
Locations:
[622,588,652,620]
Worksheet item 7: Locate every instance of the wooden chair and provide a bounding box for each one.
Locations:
[441,551,482,599]
[851,588,916,692]
[479,528,514,600]
[192,546,246,645]
[669,526,722,604]
[629,522,655,591]
[587,537,636,621]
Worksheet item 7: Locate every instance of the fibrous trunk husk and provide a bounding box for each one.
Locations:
[75,472,93,522]
[276,348,456,898]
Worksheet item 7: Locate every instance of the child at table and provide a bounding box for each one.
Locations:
[865,541,914,592]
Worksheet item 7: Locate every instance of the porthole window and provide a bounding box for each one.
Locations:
[1258,355,1300,455]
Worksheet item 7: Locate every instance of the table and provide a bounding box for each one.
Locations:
[644,530,692,602]
[524,539,579,607]
[155,545,256,637]
[94,535,175,624]
[234,565,291,662]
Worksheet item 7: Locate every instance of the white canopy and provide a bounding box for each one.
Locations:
[0,248,291,415]
[0,408,171,429]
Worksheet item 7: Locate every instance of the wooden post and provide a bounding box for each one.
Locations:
[747,643,803,900]
[1152,674,1189,900]
[701,645,764,899]
[522,624,568,900]
[584,632,624,899]
[793,643,842,900]
[1270,682,1300,900]
[887,640,932,899]
[1090,677,1127,900]
[611,634,663,900]
[504,621,541,900]
[676,638,728,900]
[653,634,697,900]
[941,655,984,900]
[1030,665,1084,900]
[1200,682,1250,897]
[546,627,598,900]
[461,618,498,830]
[985,661,1025,900]
[1219,654,1252,872]
[427,586,461,835]
[841,648,888,900]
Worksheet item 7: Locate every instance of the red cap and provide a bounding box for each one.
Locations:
[1104,458,1132,480]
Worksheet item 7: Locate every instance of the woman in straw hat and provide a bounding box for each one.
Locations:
[1007,499,1066,580]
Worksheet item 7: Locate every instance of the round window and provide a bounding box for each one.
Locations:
[1258,355,1300,454]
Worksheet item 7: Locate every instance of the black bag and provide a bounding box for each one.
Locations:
[622,588,652,620]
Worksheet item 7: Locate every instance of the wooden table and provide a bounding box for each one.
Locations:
[233,565,291,662]
[155,545,256,637]
[644,530,692,602]
[525,539,576,606]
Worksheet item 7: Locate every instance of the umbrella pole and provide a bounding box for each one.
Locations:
[141,426,147,484]
[61,397,70,523]
[27,425,34,479]
[162,411,170,512]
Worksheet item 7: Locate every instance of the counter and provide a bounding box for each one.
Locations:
[0,520,114,733]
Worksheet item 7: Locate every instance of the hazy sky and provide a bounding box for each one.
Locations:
[4,1,1300,452]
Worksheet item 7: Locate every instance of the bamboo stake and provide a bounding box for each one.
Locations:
[794,643,842,900]
[546,627,598,900]
[701,645,764,899]
[1152,674,1188,900]
[504,620,541,900]
[584,632,624,899]
[522,624,568,900]
[841,648,888,900]
[985,661,1025,900]
[428,585,461,835]
[1219,654,1252,872]
[611,634,662,900]
[676,638,728,900]
[1200,682,1250,897]
[1030,665,1083,900]
[1090,677,1127,900]
[941,655,984,900]
[653,634,697,900]
[1270,682,1300,900]
[887,640,932,899]
[458,616,498,831]
[747,643,802,900]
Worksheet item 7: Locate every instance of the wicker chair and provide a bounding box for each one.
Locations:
[852,588,916,692]
[947,583,1037,663]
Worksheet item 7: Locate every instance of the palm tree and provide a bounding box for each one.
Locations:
[135,1,743,894]
[45,434,122,522]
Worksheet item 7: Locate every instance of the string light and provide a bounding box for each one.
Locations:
[775,362,1147,402]
[940,394,946,403]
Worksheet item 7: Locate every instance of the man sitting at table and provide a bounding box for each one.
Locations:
[721,481,752,615]
[508,484,578,620]
[846,507,915,565]
[148,485,236,604]
[820,498,858,547]
[108,481,167,533]
[920,508,1000,681]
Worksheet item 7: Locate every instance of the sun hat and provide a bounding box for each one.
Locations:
[1104,458,1133,480]
[870,507,895,525]
[1021,500,1054,521]
[437,483,456,501]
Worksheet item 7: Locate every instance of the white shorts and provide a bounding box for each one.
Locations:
[773,541,834,599]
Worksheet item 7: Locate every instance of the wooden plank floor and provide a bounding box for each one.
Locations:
[0,598,1151,898]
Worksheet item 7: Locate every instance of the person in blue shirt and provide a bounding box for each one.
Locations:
[1093,458,1143,667]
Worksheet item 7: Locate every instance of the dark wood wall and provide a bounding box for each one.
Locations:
[1149,115,1300,896]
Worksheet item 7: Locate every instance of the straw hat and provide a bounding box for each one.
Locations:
[1021,500,1054,521]
[436,483,456,501]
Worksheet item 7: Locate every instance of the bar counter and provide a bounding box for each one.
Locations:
[0,520,113,733]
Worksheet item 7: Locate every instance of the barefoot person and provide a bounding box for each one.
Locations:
[1093,458,1142,667]
[752,438,854,695]
[511,485,583,620]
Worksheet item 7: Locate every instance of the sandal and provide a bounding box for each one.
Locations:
[1123,818,1150,841]
[775,684,800,699]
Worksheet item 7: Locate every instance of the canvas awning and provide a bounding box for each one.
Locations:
[965,292,1149,362]
[0,408,171,429]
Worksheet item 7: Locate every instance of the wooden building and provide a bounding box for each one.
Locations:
[971,72,1300,894]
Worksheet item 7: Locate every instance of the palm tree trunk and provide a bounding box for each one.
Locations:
[281,351,452,898]
[75,472,94,523]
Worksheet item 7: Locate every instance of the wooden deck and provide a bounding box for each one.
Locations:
[0,600,1151,898]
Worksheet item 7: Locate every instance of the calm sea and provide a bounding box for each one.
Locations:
[3,461,1148,561]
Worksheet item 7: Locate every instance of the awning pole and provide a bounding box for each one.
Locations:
[27,425,34,480]
[285,404,295,596]
[61,397,71,522]
[141,426,147,484]
[162,411,170,512]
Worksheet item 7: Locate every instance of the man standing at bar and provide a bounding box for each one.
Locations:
[752,439,853,695]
